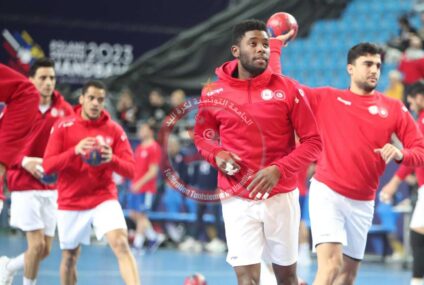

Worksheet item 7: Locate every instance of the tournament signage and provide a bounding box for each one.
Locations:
[49,40,134,83]
[1,28,139,85]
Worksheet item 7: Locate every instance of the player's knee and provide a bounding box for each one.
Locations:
[110,234,130,255]
[235,269,260,285]
[29,239,46,257]
[62,251,79,271]
[322,254,343,277]
[41,244,52,259]
[237,275,259,285]
[276,273,297,285]
[274,264,297,285]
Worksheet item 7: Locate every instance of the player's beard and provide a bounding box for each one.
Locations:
[356,80,377,93]
[239,50,268,77]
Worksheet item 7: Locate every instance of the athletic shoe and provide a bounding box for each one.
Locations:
[178,237,202,252]
[146,233,166,253]
[205,238,227,253]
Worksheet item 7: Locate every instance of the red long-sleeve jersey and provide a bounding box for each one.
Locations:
[43,107,135,210]
[194,59,322,199]
[395,111,424,186]
[0,64,39,168]
[132,141,161,193]
[271,39,424,200]
[7,91,73,191]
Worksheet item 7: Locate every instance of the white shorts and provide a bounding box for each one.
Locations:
[57,200,127,250]
[309,179,374,260]
[222,190,300,267]
[10,190,58,237]
[0,200,3,215]
[411,185,424,229]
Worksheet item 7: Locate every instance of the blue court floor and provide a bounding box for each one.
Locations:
[0,232,413,285]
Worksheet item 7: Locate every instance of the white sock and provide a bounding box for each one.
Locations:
[145,227,157,240]
[411,278,424,285]
[6,253,24,272]
[23,277,36,285]
[133,234,145,248]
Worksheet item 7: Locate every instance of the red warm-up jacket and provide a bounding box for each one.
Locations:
[43,107,135,210]
[7,91,73,191]
[194,60,322,199]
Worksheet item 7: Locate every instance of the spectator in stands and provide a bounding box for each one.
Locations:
[385,70,405,101]
[128,122,165,252]
[178,127,226,254]
[388,15,418,52]
[162,135,196,245]
[144,89,170,133]
[170,89,186,108]
[398,35,424,89]
[116,88,140,135]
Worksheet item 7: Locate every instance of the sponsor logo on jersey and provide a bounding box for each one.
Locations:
[206,88,224,96]
[261,89,273,101]
[368,105,379,115]
[337,97,352,106]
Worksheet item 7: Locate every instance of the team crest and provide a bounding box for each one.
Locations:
[51,107,58,117]
[379,107,388,118]
[368,106,378,115]
[273,90,286,100]
[261,89,273,101]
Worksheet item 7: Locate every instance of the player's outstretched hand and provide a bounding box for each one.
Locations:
[246,165,280,200]
[374,143,403,164]
[74,137,96,155]
[101,144,113,163]
[22,157,43,179]
[215,150,241,176]
[274,29,295,47]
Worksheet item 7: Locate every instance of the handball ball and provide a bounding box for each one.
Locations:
[40,173,58,184]
[266,12,298,41]
[82,144,103,166]
[183,273,207,285]
[36,165,57,185]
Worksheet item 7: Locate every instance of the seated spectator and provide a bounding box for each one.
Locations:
[388,15,418,52]
[116,88,140,134]
[144,89,170,133]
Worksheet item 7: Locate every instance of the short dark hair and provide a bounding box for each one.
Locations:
[232,19,267,45]
[28,58,55,77]
[81,80,107,95]
[408,80,424,98]
[347,43,383,64]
